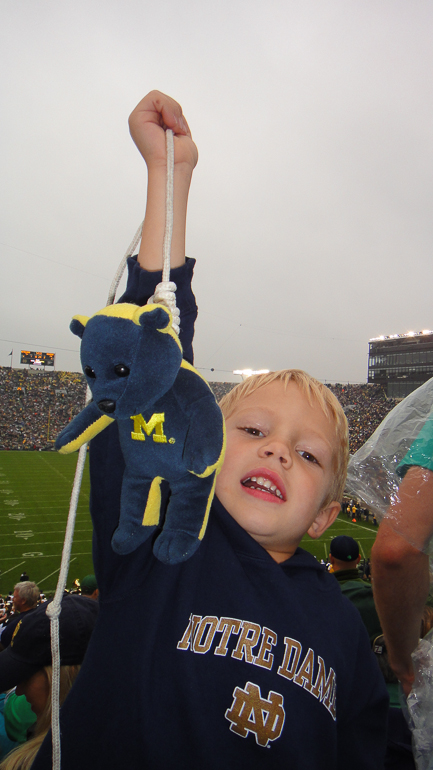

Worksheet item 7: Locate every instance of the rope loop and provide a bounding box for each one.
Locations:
[45,601,62,620]
[147,280,180,334]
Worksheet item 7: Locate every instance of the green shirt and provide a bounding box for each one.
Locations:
[333,571,382,644]
[3,691,36,743]
[398,417,433,477]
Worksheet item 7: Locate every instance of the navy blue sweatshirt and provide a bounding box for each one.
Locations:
[33,257,388,769]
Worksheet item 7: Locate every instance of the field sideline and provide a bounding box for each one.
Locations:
[0,451,380,595]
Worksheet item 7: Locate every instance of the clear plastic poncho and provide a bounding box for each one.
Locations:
[345,376,433,556]
[346,377,433,769]
[402,628,433,770]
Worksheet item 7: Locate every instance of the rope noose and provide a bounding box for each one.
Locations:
[48,128,176,770]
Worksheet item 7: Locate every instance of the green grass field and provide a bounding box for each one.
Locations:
[0,451,93,596]
[0,450,380,596]
[300,513,379,562]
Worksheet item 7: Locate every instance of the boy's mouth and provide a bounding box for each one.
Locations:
[241,469,286,502]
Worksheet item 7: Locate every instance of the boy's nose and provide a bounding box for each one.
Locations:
[258,441,292,467]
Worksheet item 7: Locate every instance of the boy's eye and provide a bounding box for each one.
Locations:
[298,450,319,464]
[240,427,265,438]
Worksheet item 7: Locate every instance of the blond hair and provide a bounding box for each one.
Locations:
[219,370,349,506]
[0,665,80,770]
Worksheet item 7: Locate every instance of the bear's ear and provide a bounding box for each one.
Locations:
[70,315,90,338]
[134,305,171,332]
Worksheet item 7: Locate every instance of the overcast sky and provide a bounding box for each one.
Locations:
[1,0,432,383]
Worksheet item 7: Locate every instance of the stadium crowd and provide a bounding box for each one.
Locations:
[327,383,398,453]
[0,368,86,451]
[0,366,397,455]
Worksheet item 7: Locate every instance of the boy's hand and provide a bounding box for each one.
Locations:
[129,90,198,171]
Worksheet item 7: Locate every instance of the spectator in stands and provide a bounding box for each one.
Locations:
[362,557,371,581]
[0,594,97,770]
[79,576,98,601]
[0,584,40,651]
[330,536,382,644]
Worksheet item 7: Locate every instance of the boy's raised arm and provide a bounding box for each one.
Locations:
[128,90,198,271]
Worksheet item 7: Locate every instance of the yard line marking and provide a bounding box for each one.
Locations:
[2,539,93,548]
[37,453,75,484]
[37,557,77,586]
[3,531,93,539]
[341,519,378,534]
[1,553,92,562]
[1,561,25,577]
[14,530,34,540]
[1,505,90,514]
[22,552,43,557]
[4,527,94,534]
[4,521,92,527]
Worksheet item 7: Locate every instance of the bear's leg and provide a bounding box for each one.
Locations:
[111,475,163,555]
[153,472,216,564]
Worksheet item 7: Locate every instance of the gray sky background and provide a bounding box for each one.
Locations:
[1,0,432,383]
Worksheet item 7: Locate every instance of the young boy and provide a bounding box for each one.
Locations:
[32,92,387,769]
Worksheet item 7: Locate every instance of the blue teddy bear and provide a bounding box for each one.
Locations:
[55,302,226,564]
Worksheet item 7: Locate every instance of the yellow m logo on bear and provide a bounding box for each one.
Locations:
[130,413,167,443]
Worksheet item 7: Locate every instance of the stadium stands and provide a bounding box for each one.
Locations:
[0,367,397,454]
[0,367,86,451]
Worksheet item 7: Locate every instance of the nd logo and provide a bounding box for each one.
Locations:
[225,681,285,747]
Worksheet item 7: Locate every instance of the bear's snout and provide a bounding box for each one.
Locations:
[98,399,116,414]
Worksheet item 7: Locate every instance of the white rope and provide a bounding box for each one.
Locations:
[48,126,178,770]
[106,219,144,307]
[147,129,180,334]
[47,228,142,768]
[46,436,89,770]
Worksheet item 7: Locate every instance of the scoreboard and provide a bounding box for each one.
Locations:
[20,351,55,367]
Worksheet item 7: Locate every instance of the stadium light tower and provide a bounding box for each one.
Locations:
[233,369,270,381]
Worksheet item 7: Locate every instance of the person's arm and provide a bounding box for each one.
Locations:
[371,466,433,695]
[119,91,199,360]
[128,90,198,271]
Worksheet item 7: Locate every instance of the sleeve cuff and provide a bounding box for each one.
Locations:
[118,255,197,365]
[119,256,196,308]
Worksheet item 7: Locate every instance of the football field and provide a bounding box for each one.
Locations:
[300,513,379,562]
[0,451,93,596]
[0,450,380,595]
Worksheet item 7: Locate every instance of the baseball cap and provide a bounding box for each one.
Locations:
[80,575,98,594]
[0,594,98,693]
[330,535,359,562]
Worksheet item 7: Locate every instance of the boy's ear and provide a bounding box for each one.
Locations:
[307,501,341,540]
